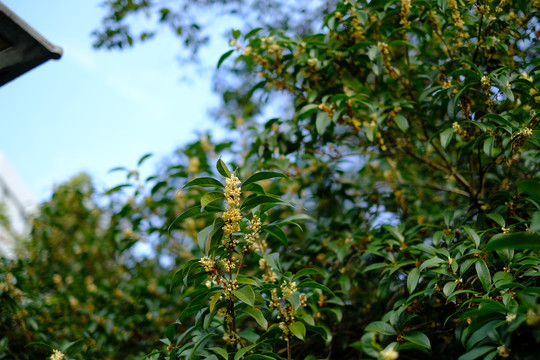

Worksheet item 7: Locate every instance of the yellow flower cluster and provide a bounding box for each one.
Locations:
[199,256,215,272]
[223,175,242,239]
[224,175,241,207]
[281,280,297,296]
[244,215,262,252]
[50,349,65,360]
[448,0,464,29]
[221,258,236,272]
[452,122,468,138]
[399,0,412,27]
[380,348,399,360]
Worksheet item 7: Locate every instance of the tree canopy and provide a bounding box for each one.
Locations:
[1,0,540,359]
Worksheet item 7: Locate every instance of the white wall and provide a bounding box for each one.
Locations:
[0,151,36,258]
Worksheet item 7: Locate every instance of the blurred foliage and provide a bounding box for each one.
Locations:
[2,0,540,359]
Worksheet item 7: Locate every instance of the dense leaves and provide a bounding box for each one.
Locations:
[1,0,540,359]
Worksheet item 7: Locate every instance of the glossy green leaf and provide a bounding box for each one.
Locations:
[211,347,229,360]
[233,285,255,306]
[242,171,287,187]
[316,111,330,135]
[365,321,396,335]
[261,225,288,246]
[289,321,306,340]
[293,268,323,280]
[457,346,496,360]
[217,158,231,177]
[519,180,540,204]
[440,128,454,149]
[407,267,421,294]
[201,191,225,210]
[486,232,540,250]
[243,306,268,330]
[475,260,492,291]
[394,114,409,132]
[403,331,431,350]
[217,49,234,69]
[241,195,285,210]
[462,225,481,248]
[183,177,224,188]
[168,206,202,231]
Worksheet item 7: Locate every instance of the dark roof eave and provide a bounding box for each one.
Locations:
[0,2,63,86]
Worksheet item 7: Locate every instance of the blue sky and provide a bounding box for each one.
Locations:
[1,1,230,201]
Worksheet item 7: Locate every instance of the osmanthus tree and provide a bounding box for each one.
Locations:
[0,174,187,359]
[2,0,539,359]
[146,0,538,359]
[111,0,540,358]
[212,0,540,358]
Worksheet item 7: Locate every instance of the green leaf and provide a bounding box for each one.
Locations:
[443,281,457,297]
[487,213,505,228]
[241,195,286,210]
[234,345,258,360]
[298,280,335,296]
[217,49,234,69]
[388,40,419,51]
[243,307,268,330]
[316,111,330,135]
[289,321,306,340]
[209,291,221,313]
[531,211,540,232]
[26,342,53,352]
[261,225,288,246]
[419,257,445,271]
[457,346,496,360]
[217,158,231,177]
[169,206,203,231]
[440,128,454,149]
[104,183,132,195]
[244,27,262,39]
[475,260,492,291]
[483,136,497,157]
[210,347,229,360]
[165,322,178,342]
[197,225,214,255]
[462,225,481,248]
[183,177,224,188]
[63,339,86,355]
[394,114,409,132]
[366,123,377,142]
[383,225,404,242]
[364,321,396,335]
[233,285,255,306]
[519,180,540,204]
[403,331,431,350]
[242,171,287,187]
[137,152,153,166]
[293,268,323,280]
[407,267,421,294]
[188,333,216,360]
[486,232,540,250]
[243,355,276,360]
[297,104,319,118]
[201,191,225,210]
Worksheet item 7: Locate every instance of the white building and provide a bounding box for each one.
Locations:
[0,2,62,258]
[0,151,36,257]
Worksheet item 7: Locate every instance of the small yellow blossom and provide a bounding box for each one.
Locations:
[497,344,510,358]
[50,349,65,360]
[199,256,215,272]
[281,281,297,296]
[506,313,516,322]
[381,348,399,360]
[221,258,236,272]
